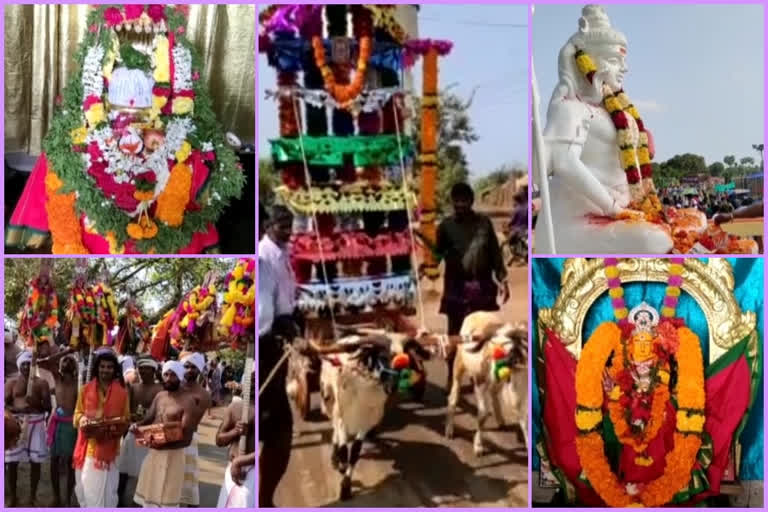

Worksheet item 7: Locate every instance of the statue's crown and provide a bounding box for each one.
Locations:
[629,302,660,332]
[577,5,627,47]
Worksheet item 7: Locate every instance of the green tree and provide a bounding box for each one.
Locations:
[752,143,764,170]
[723,155,736,168]
[474,165,515,195]
[4,258,237,326]
[708,161,725,177]
[258,158,279,207]
[411,86,479,212]
[740,156,755,167]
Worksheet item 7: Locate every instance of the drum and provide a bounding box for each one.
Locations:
[136,421,183,447]
[81,417,129,440]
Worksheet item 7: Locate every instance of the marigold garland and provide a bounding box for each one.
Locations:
[573,49,661,214]
[155,163,192,227]
[19,277,60,347]
[411,40,451,281]
[219,258,256,346]
[310,7,372,108]
[66,284,97,348]
[44,169,88,255]
[574,262,706,507]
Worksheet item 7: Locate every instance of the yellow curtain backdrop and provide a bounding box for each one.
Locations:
[4,4,255,156]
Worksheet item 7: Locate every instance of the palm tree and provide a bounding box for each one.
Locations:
[752,144,764,171]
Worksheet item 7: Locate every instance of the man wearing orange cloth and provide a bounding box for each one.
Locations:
[73,349,130,507]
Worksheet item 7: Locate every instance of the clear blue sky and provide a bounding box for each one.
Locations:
[533,4,764,166]
[258,4,529,178]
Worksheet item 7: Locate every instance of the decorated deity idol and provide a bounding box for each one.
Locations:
[8,5,246,254]
[534,5,756,254]
[538,258,761,507]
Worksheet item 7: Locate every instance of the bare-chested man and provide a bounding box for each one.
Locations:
[216,371,255,507]
[117,357,162,505]
[39,352,79,506]
[4,350,52,506]
[133,360,196,508]
[179,352,211,507]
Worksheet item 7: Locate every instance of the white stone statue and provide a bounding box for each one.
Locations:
[535,5,674,254]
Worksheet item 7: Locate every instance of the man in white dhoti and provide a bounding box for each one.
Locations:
[179,351,211,507]
[4,350,52,506]
[133,360,195,508]
[216,371,255,507]
[117,356,162,505]
[73,349,131,507]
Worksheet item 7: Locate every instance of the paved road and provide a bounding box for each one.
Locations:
[275,266,529,507]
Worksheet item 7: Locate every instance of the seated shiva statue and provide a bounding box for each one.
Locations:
[535,5,706,254]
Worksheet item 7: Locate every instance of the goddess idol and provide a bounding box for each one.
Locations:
[537,258,761,507]
[533,5,755,254]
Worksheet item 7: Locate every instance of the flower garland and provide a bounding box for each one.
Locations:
[405,39,453,281]
[19,278,60,347]
[574,260,706,507]
[219,258,256,345]
[66,284,97,348]
[573,49,661,216]
[116,304,148,355]
[662,260,684,318]
[310,7,372,108]
[43,4,245,254]
[44,168,89,254]
[92,282,119,347]
[169,283,218,350]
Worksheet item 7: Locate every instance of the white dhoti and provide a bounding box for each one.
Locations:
[134,447,185,507]
[116,430,149,478]
[74,457,119,507]
[216,463,255,508]
[180,432,200,506]
[4,413,48,463]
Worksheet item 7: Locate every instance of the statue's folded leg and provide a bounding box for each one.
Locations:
[553,218,673,254]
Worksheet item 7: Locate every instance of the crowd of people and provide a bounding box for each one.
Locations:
[4,330,254,508]
[659,188,759,219]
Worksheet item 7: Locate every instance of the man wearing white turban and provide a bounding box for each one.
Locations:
[5,350,52,506]
[117,356,162,505]
[132,359,195,508]
[178,352,211,507]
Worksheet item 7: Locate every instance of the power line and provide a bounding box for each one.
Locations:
[419,16,527,28]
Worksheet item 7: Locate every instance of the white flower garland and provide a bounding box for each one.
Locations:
[83,117,195,216]
[82,45,106,99]
[172,44,192,92]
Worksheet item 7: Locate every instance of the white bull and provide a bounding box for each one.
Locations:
[316,332,430,500]
[445,311,528,456]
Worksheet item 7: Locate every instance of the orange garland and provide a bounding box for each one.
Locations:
[44,168,88,254]
[419,46,440,280]
[310,33,371,106]
[574,322,705,507]
[155,163,192,227]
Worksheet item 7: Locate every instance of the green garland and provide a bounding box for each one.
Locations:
[43,4,245,254]
[119,43,150,71]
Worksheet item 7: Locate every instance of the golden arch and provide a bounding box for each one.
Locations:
[537,258,757,362]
